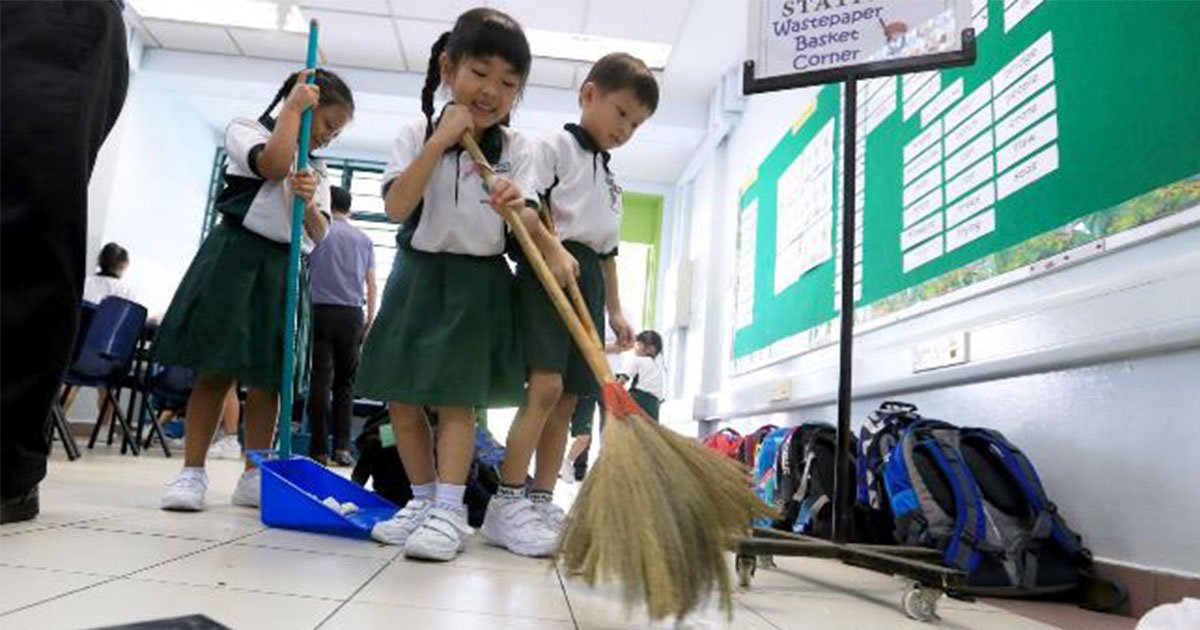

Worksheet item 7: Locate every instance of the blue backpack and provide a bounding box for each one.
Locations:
[884,420,1093,595]
[752,426,793,528]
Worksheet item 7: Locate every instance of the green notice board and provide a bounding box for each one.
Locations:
[733,0,1200,369]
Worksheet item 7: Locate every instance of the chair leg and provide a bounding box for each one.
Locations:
[49,403,81,461]
[108,391,139,456]
[88,393,110,449]
[107,389,119,447]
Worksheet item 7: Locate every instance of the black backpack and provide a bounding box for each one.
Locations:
[774,423,826,531]
[350,408,504,528]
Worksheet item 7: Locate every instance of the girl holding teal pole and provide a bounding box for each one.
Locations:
[156,57,355,512]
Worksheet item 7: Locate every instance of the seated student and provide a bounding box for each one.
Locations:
[617,330,665,421]
[82,242,135,304]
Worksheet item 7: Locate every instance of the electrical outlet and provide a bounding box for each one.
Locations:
[911,332,970,373]
[769,379,793,402]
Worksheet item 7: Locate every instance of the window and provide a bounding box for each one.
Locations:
[202,153,395,287]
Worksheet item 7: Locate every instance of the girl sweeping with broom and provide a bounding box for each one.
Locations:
[157,69,355,511]
[357,8,573,562]
[454,64,778,626]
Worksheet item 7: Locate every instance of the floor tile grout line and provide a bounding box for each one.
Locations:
[1,526,307,618]
[310,552,399,630]
[734,597,785,630]
[554,564,582,630]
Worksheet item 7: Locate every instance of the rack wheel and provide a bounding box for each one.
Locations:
[901,584,941,622]
[736,555,756,589]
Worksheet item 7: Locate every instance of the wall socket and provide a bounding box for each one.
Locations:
[769,379,793,402]
[912,332,970,373]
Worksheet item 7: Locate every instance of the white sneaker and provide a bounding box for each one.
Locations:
[558,460,575,484]
[481,495,560,557]
[207,435,242,460]
[532,500,567,532]
[161,468,208,512]
[231,468,261,508]
[371,499,431,546]
[405,506,471,561]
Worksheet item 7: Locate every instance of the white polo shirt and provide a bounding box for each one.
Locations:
[536,124,623,257]
[620,354,665,401]
[224,117,331,254]
[383,119,540,257]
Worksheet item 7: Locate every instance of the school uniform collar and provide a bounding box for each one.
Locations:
[565,123,610,174]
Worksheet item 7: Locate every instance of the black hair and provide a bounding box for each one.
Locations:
[584,52,659,114]
[636,330,663,358]
[330,185,352,213]
[421,8,532,136]
[97,242,129,278]
[261,68,355,121]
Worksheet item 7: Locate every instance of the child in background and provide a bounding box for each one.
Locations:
[484,53,659,556]
[357,8,559,562]
[618,330,666,421]
[156,69,355,511]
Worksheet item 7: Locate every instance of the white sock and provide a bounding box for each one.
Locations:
[182,466,206,476]
[411,482,436,503]
[434,483,466,513]
[530,490,553,504]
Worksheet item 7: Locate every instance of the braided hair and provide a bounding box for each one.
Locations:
[261,68,355,121]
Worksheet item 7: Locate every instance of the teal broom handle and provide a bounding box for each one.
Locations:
[277,19,319,458]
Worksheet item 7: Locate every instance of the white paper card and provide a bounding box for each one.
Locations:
[902,211,945,251]
[946,183,996,228]
[997,143,1059,200]
[903,235,944,273]
[946,208,996,251]
[996,114,1058,173]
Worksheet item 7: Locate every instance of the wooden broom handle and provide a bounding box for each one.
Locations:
[460,133,616,384]
[538,211,604,346]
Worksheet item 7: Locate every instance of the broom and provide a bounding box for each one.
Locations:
[460,134,775,621]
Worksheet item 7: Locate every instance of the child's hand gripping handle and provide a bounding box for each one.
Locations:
[460,133,615,385]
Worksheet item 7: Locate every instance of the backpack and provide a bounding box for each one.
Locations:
[856,401,923,543]
[739,424,779,469]
[351,410,508,528]
[702,427,744,460]
[751,427,793,528]
[773,423,828,531]
[789,423,856,539]
[884,420,1097,597]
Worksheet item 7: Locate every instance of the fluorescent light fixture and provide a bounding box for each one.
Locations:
[526,29,672,70]
[129,0,306,33]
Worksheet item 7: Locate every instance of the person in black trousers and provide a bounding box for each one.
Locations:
[306,186,376,466]
[1,1,130,524]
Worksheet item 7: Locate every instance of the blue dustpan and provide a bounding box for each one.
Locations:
[249,450,398,539]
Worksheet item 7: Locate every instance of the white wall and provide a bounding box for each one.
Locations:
[87,73,220,317]
[659,87,1200,576]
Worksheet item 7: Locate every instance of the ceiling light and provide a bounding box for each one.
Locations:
[526,29,672,69]
[129,0,306,33]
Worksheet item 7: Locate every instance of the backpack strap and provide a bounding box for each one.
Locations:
[895,423,987,572]
[969,429,1083,556]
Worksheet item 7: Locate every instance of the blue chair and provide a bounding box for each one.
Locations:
[61,296,148,455]
[136,362,194,457]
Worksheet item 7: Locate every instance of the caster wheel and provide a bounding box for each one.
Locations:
[736,555,756,589]
[902,585,941,622]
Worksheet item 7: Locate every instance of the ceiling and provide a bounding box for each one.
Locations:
[123,0,751,184]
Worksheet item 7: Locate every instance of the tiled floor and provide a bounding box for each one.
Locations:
[0,446,1111,629]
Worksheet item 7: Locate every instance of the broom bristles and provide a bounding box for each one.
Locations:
[558,384,776,621]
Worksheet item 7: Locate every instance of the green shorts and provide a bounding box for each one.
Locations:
[514,241,605,397]
[570,395,597,436]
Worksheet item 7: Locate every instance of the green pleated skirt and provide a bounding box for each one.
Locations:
[356,246,525,408]
[153,221,312,392]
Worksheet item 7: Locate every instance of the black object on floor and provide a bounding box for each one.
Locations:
[0,486,39,524]
[91,615,232,630]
